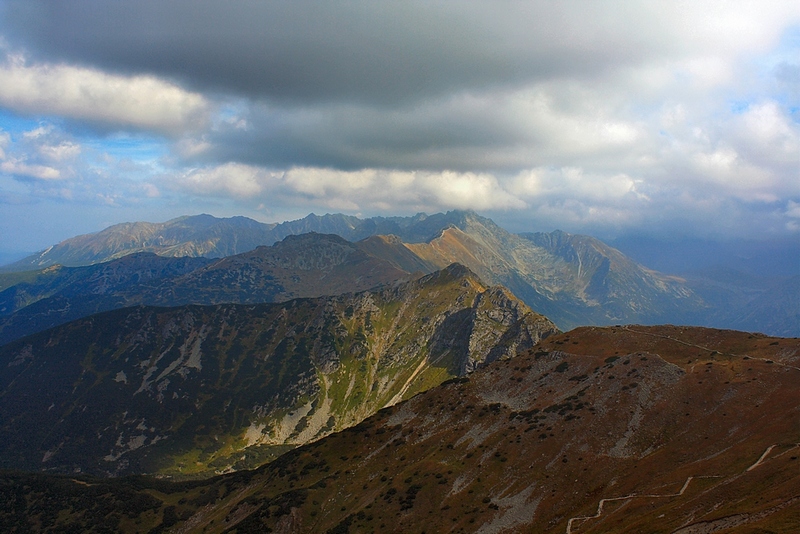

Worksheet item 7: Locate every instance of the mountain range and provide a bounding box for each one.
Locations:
[0,264,556,478]
[0,233,429,346]
[0,210,797,532]
[1,210,795,338]
[0,211,475,271]
[1,325,797,532]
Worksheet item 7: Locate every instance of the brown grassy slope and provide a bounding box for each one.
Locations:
[151,326,800,533]
[2,326,798,533]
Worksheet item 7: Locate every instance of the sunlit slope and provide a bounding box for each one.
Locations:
[405,211,704,329]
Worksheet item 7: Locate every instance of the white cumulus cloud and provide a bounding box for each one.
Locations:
[0,54,210,135]
[1,159,61,180]
[169,164,526,212]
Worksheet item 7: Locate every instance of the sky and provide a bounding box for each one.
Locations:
[0,1,799,259]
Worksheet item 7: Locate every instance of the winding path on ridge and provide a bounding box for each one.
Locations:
[564,476,720,534]
[565,443,800,533]
[621,326,800,372]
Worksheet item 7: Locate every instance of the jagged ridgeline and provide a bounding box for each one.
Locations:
[0,264,557,478]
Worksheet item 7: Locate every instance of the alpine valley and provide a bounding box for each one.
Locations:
[0,211,797,533]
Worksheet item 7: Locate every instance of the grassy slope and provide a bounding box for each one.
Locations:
[1,325,797,533]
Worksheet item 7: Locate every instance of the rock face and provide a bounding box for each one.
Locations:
[0,264,557,478]
[1,325,797,533]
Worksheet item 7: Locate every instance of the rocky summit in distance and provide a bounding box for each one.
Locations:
[0,263,557,478]
[0,325,796,533]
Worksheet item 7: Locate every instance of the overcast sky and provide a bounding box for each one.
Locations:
[0,1,798,256]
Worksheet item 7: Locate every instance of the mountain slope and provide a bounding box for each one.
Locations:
[0,264,557,478]
[0,233,419,346]
[0,254,213,345]
[685,269,800,337]
[404,212,705,330]
[723,275,799,336]
[1,325,796,532]
[521,230,703,322]
[149,232,415,307]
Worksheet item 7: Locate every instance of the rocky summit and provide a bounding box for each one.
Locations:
[0,264,556,478]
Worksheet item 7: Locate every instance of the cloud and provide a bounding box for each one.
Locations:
[37,141,81,161]
[0,1,799,242]
[0,159,60,180]
[170,164,525,212]
[0,129,9,159]
[0,2,657,105]
[0,120,178,215]
[175,162,271,199]
[194,85,651,174]
[511,168,645,203]
[0,123,79,182]
[0,53,209,134]
[786,201,800,232]
[6,2,800,105]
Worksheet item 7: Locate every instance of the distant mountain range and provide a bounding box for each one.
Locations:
[1,325,797,532]
[0,211,478,271]
[2,210,795,338]
[0,264,556,477]
[0,233,428,346]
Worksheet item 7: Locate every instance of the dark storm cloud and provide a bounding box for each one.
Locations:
[1,1,659,106]
[195,96,531,173]
[1,1,799,244]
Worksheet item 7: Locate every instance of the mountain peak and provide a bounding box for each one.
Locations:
[420,262,481,286]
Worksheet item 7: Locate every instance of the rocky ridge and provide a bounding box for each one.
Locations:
[405,213,706,330]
